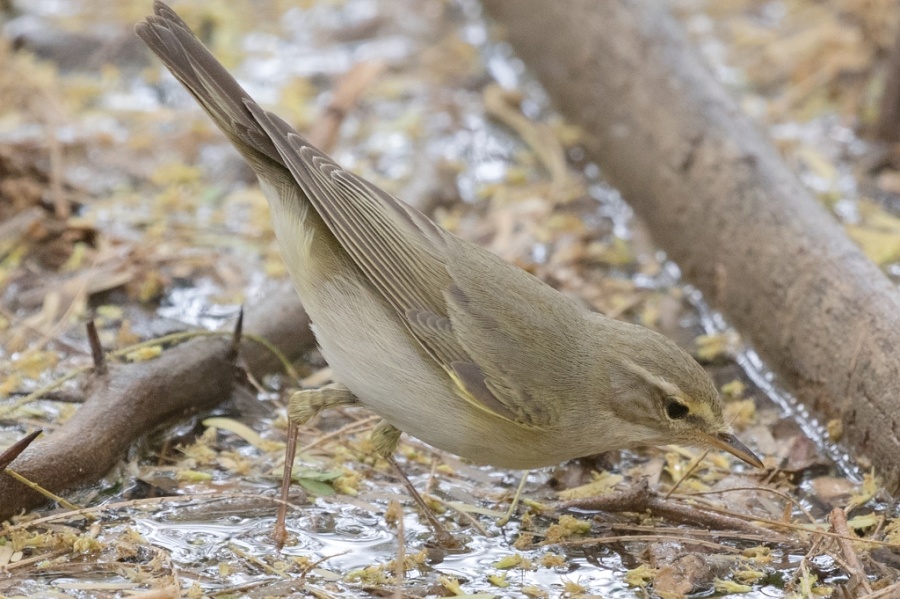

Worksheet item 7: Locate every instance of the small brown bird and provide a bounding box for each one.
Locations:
[136,0,762,534]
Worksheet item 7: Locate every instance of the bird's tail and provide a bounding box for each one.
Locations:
[135,1,284,170]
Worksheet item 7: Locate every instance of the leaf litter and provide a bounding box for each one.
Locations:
[1,0,900,597]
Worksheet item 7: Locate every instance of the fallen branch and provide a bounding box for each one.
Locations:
[559,479,784,540]
[483,0,900,491]
[0,290,316,520]
[0,318,242,519]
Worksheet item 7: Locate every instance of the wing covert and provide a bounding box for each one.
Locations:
[244,102,559,429]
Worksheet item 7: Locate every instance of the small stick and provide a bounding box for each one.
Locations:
[434,497,491,537]
[3,491,305,534]
[558,533,742,553]
[857,579,900,599]
[560,479,783,539]
[5,390,85,403]
[680,486,817,525]
[610,523,773,544]
[85,320,107,375]
[483,83,575,203]
[228,542,289,578]
[394,501,405,599]
[829,508,873,595]
[2,468,82,512]
[664,448,709,499]
[229,307,244,360]
[298,550,349,584]
[0,430,42,471]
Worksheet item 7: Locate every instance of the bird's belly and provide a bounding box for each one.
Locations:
[298,275,579,470]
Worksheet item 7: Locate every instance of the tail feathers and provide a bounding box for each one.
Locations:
[135,1,282,167]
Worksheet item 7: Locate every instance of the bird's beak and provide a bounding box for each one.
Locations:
[702,431,765,468]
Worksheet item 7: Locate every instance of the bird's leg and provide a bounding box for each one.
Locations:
[371,421,458,548]
[275,383,359,548]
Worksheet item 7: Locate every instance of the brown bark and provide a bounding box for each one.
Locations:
[483,0,900,491]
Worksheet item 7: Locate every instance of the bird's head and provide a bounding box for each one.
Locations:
[606,325,763,468]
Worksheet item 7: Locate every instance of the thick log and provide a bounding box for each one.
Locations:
[483,0,900,490]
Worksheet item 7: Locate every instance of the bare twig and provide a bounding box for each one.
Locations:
[3,390,85,403]
[229,306,244,359]
[829,508,873,595]
[394,501,405,599]
[39,92,69,220]
[858,580,900,599]
[683,502,900,550]
[0,430,42,471]
[609,523,774,545]
[679,486,817,525]
[85,320,106,375]
[558,533,742,554]
[664,448,710,499]
[559,479,785,540]
[3,492,307,535]
[296,415,380,455]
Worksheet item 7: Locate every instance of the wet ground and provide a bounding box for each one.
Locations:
[1,0,899,597]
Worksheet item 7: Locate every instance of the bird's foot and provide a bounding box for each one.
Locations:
[288,382,358,424]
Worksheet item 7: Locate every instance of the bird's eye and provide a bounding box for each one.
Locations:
[665,397,689,420]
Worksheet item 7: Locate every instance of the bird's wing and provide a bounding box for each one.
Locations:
[438,234,589,429]
[244,103,560,428]
[136,4,557,425]
[245,103,449,317]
